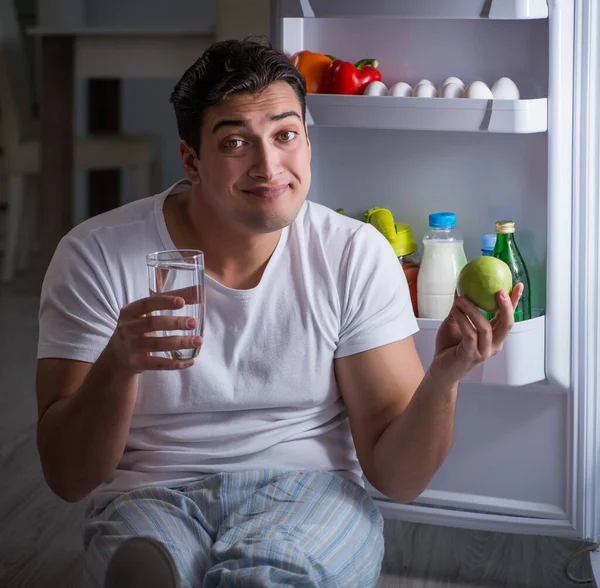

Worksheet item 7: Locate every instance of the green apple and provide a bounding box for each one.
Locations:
[457,256,513,313]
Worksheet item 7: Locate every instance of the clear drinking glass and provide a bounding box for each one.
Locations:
[146,249,205,361]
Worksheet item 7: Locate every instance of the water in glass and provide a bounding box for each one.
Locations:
[147,250,205,361]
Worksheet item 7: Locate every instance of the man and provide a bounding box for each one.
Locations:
[36,38,521,588]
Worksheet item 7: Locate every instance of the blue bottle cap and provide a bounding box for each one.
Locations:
[429,212,457,230]
[481,233,497,252]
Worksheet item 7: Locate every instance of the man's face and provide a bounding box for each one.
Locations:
[182,81,311,235]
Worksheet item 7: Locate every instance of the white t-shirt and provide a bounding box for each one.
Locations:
[38,180,418,509]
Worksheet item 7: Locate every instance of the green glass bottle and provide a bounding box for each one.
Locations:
[491,220,532,322]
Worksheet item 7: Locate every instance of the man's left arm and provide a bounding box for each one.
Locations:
[335,286,522,504]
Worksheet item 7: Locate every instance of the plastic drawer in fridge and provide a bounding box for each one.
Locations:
[414,315,546,386]
[305,95,548,134]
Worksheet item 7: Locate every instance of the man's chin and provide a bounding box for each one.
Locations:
[250,215,296,234]
[245,201,306,234]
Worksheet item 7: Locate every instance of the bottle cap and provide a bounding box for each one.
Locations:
[495,220,516,234]
[429,212,456,230]
[365,207,396,242]
[364,208,418,257]
[393,223,418,257]
[481,233,497,251]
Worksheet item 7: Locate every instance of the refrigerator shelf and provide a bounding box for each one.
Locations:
[277,0,549,20]
[305,95,548,134]
[414,314,546,387]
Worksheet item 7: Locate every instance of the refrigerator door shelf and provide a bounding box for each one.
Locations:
[367,485,568,521]
[305,95,548,134]
[277,0,549,20]
[373,500,576,538]
[414,314,546,386]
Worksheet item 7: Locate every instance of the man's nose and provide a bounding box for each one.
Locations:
[250,141,283,181]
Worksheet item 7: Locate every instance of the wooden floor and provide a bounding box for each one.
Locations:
[0,266,594,588]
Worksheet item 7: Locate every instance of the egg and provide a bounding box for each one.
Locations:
[464,81,493,99]
[414,79,435,89]
[442,76,465,88]
[442,82,465,98]
[389,82,413,97]
[363,81,389,96]
[412,80,437,98]
[438,77,465,95]
[491,77,521,100]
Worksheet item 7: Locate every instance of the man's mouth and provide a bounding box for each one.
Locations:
[244,185,289,199]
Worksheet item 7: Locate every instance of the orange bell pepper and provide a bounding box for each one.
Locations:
[290,50,333,94]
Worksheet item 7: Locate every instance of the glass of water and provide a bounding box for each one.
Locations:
[146,249,205,361]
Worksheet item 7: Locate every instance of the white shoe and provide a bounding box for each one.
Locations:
[104,537,178,588]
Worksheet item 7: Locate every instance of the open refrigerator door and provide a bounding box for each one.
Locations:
[272,0,600,543]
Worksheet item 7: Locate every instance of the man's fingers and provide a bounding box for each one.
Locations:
[138,335,203,353]
[121,295,185,319]
[510,282,524,311]
[159,285,202,305]
[125,315,197,336]
[456,297,493,356]
[491,289,516,346]
[137,356,196,371]
[451,304,478,356]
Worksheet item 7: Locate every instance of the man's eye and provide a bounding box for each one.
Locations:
[279,131,298,142]
[224,139,245,149]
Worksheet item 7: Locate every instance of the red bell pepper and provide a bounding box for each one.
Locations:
[326,58,382,95]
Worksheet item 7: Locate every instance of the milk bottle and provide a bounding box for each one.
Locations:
[417,212,468,319]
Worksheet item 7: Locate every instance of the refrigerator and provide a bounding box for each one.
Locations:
[271,0,600,545]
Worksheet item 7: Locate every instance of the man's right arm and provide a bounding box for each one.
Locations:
[36,294,201,503]
[36,352,139,503]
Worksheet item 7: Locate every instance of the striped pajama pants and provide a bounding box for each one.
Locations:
[83,470,384,588]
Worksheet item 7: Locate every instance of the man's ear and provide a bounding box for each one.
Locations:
[179,140,201,184]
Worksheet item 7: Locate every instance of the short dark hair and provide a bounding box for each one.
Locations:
[170,37,307,155]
